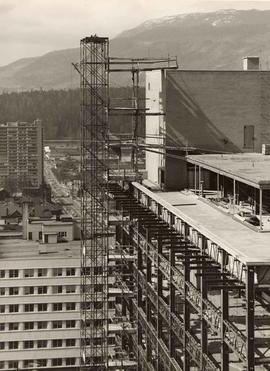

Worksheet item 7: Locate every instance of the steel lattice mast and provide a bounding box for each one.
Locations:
[80,36,109,371]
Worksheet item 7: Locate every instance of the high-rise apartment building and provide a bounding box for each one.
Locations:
[0,120,43,192]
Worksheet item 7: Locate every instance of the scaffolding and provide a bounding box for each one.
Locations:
[80,36,109,370]
[78,35,177,370]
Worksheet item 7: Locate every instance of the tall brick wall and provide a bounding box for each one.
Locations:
[166,70,270,153]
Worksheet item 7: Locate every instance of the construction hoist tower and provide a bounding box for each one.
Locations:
[80,36,109,370]
[77,35,178,370]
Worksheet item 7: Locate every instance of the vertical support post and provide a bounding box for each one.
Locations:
[233,179,236,208]
[169,246,176,359]
[183,261,190,371]
[221,249,229,371]
[145,228,152,362]
[200,236,208,369]
[217,173,220,196]
[198,166,201,196]
[259,188,263,231]
[194,165,197,194]
[157,236,163,371]
[246,266,255,371]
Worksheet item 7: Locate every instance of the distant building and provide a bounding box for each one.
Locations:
[0,120,43,192]
[145,57,270,189]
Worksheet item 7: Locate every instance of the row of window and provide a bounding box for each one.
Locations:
[0,267,76,278]
[28,231,67,240]
[0,338,77,350]
[0,285,77,296]
[0,320,77,331]
[0,358,77,369]
[0,302,77,313]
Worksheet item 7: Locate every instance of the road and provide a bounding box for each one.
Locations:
[44,159,81,219]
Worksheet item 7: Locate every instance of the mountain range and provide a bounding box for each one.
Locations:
[1,9,270,91]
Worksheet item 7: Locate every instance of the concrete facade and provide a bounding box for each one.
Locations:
[166,70,270,153]
[0,239,80,370]
[145,68,270,190]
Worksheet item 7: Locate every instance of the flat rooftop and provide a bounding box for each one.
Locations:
[0,239,80,260]
[187,153,270,189]
[133,183,270,265]
[156,191,270,265]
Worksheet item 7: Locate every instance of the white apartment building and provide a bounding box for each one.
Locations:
[0,238,80,370]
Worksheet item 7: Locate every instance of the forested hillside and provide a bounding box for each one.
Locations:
[0,88,144,139]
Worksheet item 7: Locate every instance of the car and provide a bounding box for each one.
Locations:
[244,215,260,226]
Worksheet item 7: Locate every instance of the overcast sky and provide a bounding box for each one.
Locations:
[1,0,270,66]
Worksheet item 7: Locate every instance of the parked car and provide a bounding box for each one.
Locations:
[245,215,260,226]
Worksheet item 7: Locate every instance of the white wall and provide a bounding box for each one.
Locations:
[145,70,165,185]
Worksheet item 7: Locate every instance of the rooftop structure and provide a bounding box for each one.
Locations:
[145,59,270,190]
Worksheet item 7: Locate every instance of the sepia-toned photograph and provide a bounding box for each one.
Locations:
[1,0,270,370]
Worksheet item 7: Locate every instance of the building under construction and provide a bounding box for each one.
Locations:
[78,36,270,371]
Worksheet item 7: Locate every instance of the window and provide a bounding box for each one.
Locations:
[8,361,18,369]
[94,266,103,275]
[24,322,34,330]
[94,301,103,310]
[0,271,4,278]
[66,358,76,366]
[9,287,19,295]
[9,305,18,313]
[66,285,76,293]
[9,323,19,331]
[244,125,255,149]
[94,284,103,292]
[53,268,62,276]
[24,304,34,312]
[66,302,76,311]
[38,268,47,277]
[24,286,34,295]
[37,340,47,348]
[58,231,67,237]
[28,232,32,240]
[52,286,62,294]
[52,339,62,348]
[38,303,47,312]
[9,341,18,349]
[66,267,75,276]
[0,342,4,350]
[9,270,18,278]
[52,359,62,366]
[0,288,5,296]
[52,321,62,329]
[0,361,4,369]
[66,339,76,347]
[66,320,76,328]
[0,324,5,331]
[37,321,47,329]
[24,269,34,278]
[53,303,62,311]
[39,231,42,240]
[0,306,4,313]
[37,286,47,295]
[23,361,33,368]
[37,360,47,367]
[24,340,34,349]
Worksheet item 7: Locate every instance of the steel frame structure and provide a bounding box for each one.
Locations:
[79,35,270,371]
[109,182,270,371]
